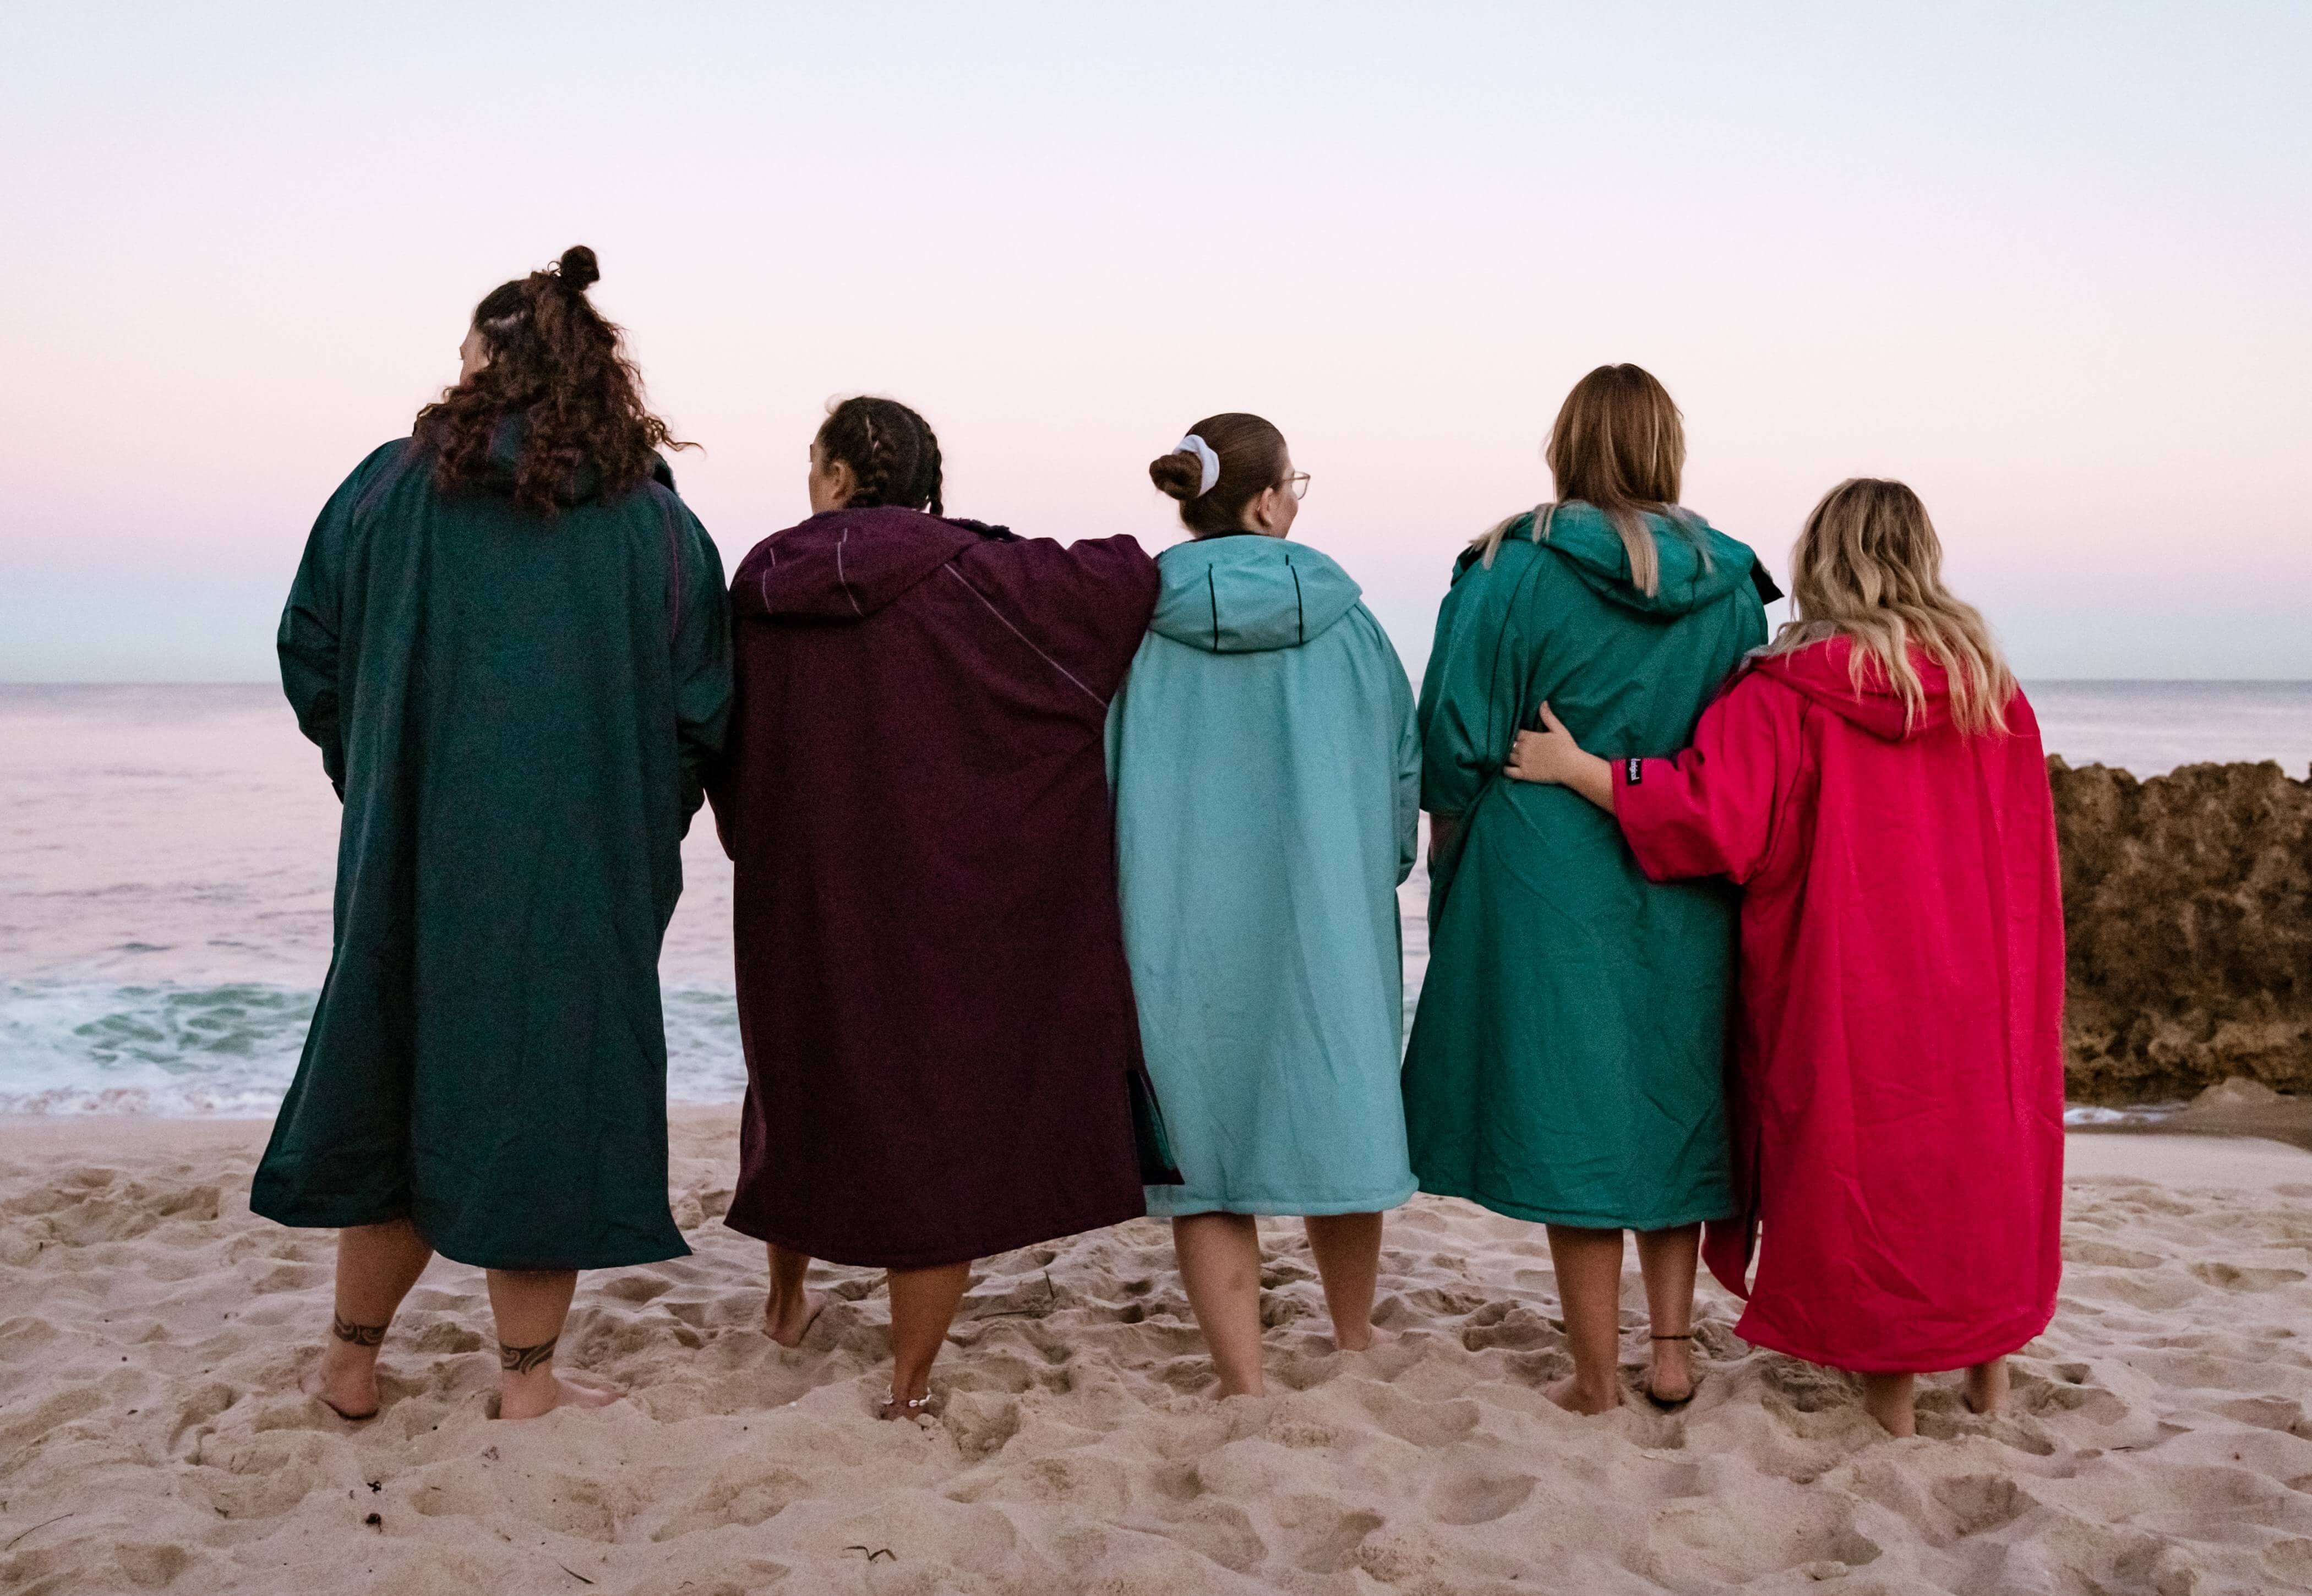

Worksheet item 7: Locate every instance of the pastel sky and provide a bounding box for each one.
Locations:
[4,2,2306,680]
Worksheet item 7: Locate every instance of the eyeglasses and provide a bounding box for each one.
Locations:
[1282,472,1310,501]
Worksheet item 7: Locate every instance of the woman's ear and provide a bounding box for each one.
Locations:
[810,455,859,513]
[1244,485,1280,533]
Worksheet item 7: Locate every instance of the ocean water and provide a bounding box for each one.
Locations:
[1,681,2304,1116]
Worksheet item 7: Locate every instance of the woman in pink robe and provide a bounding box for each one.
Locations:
[1502,478,2065,1436]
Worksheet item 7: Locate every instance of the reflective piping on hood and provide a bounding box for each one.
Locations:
[1208,569,1220,651]
[944,565,1106,709]
[1285,554,1305,645]
[835,528,864,617]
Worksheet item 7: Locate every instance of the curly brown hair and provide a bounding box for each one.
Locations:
[414,245,692,510]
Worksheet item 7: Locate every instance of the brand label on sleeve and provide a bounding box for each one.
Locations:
[1625,758,1644,785]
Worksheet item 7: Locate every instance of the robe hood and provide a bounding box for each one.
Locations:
[1148,534,1365,654]
[477,418,676,505]
[1749,636,1954,742]
[1526,502,1766,617]
[733,506,1008,622]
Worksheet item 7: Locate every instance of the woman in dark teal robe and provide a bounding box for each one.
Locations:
[1400,365,1771,1417]
[251,247,730,1422]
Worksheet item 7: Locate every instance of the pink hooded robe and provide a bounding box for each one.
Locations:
[1612,637,2065,1373]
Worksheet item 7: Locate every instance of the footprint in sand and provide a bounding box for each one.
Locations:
[647,1466,811,1540]
[1425,1471,1536,1525]
[2065,1239,2166,1269]
[1931,1473,2040,1538]
[1276,1498,1383,1575]
[2189,1260,2308,1292]
[1157,1499,1266,1574]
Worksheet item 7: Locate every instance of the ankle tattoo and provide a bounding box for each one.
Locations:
[331,1314,387,1347]
[499,1336,557,1375]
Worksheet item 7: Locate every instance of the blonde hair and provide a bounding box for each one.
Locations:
[1766,478,2015,736]
[1471,363,1701,594]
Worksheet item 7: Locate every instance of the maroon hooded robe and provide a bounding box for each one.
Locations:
[713,506,1160,1269]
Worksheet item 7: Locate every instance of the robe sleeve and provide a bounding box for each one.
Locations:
[953,534,1160,714]
[277,442,401,799]
[1613,671,1797,886]
[669,504,733,830]
[1417,546,1540,819]
[1379,617,1422,886]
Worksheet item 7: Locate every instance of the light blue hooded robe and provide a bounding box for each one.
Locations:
[1108,533,1421,1217]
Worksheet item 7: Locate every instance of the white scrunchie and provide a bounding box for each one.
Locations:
[1173,434,1221,498]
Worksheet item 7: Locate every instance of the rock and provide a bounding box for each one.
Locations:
[2052,757,2312,1103]
[2189,1078,2283,1111]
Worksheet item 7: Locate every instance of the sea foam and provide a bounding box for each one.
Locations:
[0,980,748,1116]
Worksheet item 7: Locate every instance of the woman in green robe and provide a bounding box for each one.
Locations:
[251,247,731,1422]
[1400,364,1772,1415]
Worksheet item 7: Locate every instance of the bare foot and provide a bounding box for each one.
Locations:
[497,1371,620,1421]
[1644,1338,1695,1406]
[1546,1374,1622,1416]
[1859,1372,1917,1438]
[764,1287,830,1349]
[1962,1357,2009,1417]
[302,1345,380,1421]
[875,1388,935,1424]
[1332,1322,1394,1355]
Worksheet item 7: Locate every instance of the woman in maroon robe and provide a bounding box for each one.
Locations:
[712,397,1162,1418]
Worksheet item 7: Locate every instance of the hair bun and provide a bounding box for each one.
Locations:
[1147,451,1204,502]
[555,245,601,291]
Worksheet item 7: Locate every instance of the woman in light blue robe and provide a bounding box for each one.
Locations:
[1109,413,1420,1396]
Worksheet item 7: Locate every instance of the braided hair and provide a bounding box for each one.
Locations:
[415,245,692,511]
[816,396,944,516]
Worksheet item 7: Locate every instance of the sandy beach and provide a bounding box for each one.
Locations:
[0,1114,2305,1594]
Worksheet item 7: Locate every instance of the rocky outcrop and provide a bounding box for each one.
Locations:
[2053,758,2312,1102]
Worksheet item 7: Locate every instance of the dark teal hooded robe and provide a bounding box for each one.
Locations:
[250,435,730,1269]
[1400,503,1767,1232]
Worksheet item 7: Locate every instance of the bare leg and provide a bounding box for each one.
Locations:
[1963,1357,2009,1417]
[880,1260,972,1418]
[1633,1223,1700,1403]
[1303,1212,1384,1353]
[763,1242,828,1347]
[303,1218,434,1419]
[1545,1225,1626,1415]
[1860,1371,1917,1437]
[489,1268,616,1420]
[1174,1213,1266,1396]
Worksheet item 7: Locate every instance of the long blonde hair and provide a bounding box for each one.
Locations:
[1471,363,1700,594]
[1766,478,2015,735]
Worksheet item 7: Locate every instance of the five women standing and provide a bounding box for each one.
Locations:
[259,263,2064,1434]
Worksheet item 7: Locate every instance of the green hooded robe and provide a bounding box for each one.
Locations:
[250,434,731,1270]
[1400,502,1768,1231]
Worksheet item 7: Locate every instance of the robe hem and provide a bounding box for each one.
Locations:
[721,1200,1149,1271]
[1732,1307,2057,1375]
[251,1194,694,1272]
[1145,1180,1419,1218]
[1412,1177,1734,1233]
